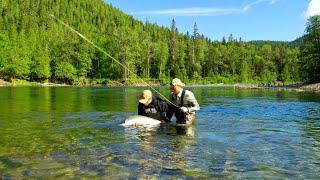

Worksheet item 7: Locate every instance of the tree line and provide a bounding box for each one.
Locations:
[0,0,319,85]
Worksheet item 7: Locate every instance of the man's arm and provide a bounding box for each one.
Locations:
[154,97,168,112]
[164,94,176,121]
[183,91,200,113]
[138,103,145,116]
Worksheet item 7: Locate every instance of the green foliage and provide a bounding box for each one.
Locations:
[200,74,236,84]
[300,15,320,83]
[0,0,307,85]
[11,79,39,86]
[261,69,277,84]
[240,61,249,83]
[153,41,169,79]
[281,64,291,84]
[90,78,111,85]
[54,61,77,82]
[0,36,31,80]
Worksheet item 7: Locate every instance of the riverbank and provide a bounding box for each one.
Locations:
[0,79,162,87]
[235,83,320,93]
[233,83,320,92]
[0,79,319,92]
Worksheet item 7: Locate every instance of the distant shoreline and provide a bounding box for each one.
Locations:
[0,79,319,92]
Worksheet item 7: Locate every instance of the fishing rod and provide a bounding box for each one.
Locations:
[50,14,178,107]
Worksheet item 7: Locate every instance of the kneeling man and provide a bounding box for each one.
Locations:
[138,90,169,121]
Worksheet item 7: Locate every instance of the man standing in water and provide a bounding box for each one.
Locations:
[167,78,200,125]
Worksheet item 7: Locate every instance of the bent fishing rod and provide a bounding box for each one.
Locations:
[50,14,178,107]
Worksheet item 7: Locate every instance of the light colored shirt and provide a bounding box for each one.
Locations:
[171,88,200,115]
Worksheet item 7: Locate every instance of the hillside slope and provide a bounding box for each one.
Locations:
[0,0,301,85]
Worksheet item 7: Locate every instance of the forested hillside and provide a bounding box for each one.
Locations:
[0,0,318,85]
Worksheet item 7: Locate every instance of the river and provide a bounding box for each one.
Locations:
[0,86,319,178]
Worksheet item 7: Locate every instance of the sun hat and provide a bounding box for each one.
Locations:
[170,78,185,87]
[139,90,152,104]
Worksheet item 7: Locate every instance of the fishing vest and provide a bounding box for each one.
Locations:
[174,89,191,124]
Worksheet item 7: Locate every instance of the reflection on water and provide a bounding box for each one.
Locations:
[0,87,320,178]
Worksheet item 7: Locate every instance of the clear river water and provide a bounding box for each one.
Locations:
[0,86,320,179]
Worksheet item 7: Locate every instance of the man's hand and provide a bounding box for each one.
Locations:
[180,107,188,113]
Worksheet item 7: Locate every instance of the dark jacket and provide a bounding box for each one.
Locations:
[138,96,169,121]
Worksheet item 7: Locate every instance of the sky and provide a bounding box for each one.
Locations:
[105,0,320,42]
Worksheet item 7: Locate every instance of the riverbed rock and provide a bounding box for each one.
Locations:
[300,83,320,92]
[0,79,9,86]
[41,83,69,87]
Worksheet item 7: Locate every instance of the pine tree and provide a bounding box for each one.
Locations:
[0,0,305,84]
[300,15,320,83]
[167,19,179,78]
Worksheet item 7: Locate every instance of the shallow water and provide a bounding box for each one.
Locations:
[0,87,320,178]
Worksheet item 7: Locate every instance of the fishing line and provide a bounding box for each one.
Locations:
[50,14,178,107]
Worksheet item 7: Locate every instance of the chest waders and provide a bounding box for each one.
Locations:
[176,89,188,124]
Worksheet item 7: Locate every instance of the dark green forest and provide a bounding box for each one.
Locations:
[0,0,319,85]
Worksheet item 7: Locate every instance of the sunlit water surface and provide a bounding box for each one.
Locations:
[0,87,320,178]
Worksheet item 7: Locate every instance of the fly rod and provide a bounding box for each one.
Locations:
[50,14,178,107]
